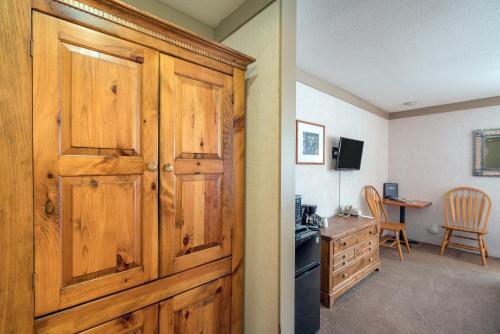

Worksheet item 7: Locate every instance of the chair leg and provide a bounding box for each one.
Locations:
[479,235,487,267]
[483,238,489,257]
[440,229,450,256]
[401,228,411,253]
[395,231,404,261]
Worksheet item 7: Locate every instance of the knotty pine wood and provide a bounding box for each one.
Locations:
[80,304,158,334]
[0,0,34,332]
[33,12,159,316]
[31,0,253,75]
[159,276,231,334]
[159,54,233,277]
[231,68,246,334]
[7,0,253,330]
[35,258,231,333]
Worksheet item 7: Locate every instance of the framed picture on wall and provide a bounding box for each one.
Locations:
[296,120,325,165]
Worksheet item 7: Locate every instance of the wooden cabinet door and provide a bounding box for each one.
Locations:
[33,13,159,316]
[80,305,158,334]
[159,55,233,276]
[158,277,231,334]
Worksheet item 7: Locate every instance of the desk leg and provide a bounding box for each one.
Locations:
[399,206,418,245]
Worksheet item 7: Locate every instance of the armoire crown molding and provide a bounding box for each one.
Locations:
[35,0,255,70]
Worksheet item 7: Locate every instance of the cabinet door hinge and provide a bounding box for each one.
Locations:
[29,39,33,57]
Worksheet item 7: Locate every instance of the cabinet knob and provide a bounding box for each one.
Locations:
[343,254,347,259]
[343,261,347,266]
[147,162,157,171]
[342,241,347,246]
[343,273,348,278]
[163,164,174,172]
[369,257,373,262]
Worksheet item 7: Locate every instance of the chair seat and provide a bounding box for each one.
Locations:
[442,225,486,234]
[380,222,406,231]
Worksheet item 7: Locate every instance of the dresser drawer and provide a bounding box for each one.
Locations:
[332,248,355,272]
[332,252,379,286]
[354,236,378,258]
[333,225,377,253]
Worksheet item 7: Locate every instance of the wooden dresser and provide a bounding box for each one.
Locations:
[320,216,381,307]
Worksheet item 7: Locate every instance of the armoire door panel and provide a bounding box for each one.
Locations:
[33,12,159,316]
[60,42,141,154]
[176,76,222,157]
[80,304,158,334]
[159,55,233,277]
[158,277,231,334]
[60,176,141,284]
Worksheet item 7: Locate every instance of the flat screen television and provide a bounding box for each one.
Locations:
[336,137,364,170]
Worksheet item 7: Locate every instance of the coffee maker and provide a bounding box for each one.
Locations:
[301,204,319,226]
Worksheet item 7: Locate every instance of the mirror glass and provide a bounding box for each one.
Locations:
[484,136,500,169]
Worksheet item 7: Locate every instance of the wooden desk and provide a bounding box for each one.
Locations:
[320,216,381,307]
[383,199,432,224]
[383,199,432,244]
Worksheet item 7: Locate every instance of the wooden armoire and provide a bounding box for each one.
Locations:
[18,0,254,332]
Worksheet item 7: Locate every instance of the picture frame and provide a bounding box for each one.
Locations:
[296,120,325,165]
[473,128,500,176]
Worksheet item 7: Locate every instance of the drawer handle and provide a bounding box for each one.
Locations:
[343,273,348,278]
[343,241,347,246]
[369,247,372,251]
[369,241,372,245]
[343,261,347,266]
[343,254,347,259]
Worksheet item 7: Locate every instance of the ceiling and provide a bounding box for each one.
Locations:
[157,0,246,27]
[297,0,500,112]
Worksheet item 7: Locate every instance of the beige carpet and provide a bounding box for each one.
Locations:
[320,243,500,334]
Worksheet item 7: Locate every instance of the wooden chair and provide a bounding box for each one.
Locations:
[440,187,492,266]
[364,185,410,261]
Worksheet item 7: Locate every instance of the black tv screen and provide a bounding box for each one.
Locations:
[337,137,364,170]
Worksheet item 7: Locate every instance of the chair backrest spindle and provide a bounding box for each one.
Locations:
[364,186,388,224]
[444,187,491,233]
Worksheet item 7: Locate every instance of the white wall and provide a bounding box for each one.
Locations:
[222,3,281,333]
[296,82,389,218]
[389,106,500,257]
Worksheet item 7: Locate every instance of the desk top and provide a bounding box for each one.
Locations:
[383,199,432,208]
[320,215,377,240]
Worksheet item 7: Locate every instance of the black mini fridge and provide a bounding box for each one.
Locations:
[295,225,320,334]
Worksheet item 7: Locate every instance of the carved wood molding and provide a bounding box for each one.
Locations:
[52,0,254,69]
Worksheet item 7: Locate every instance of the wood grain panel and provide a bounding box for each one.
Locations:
[80,304,158,334]
[176,76,222,157]
[33,12,159,316]
[159,54,232,277]
[59,156,144,176]
[61,176,141,281]
[231,68,246,333]
[61,42,140,152]
[159,276,231,334]
[31,0,255,70]
[174,159,224,175]
[0,0,33,332]
[35,258,231,334]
